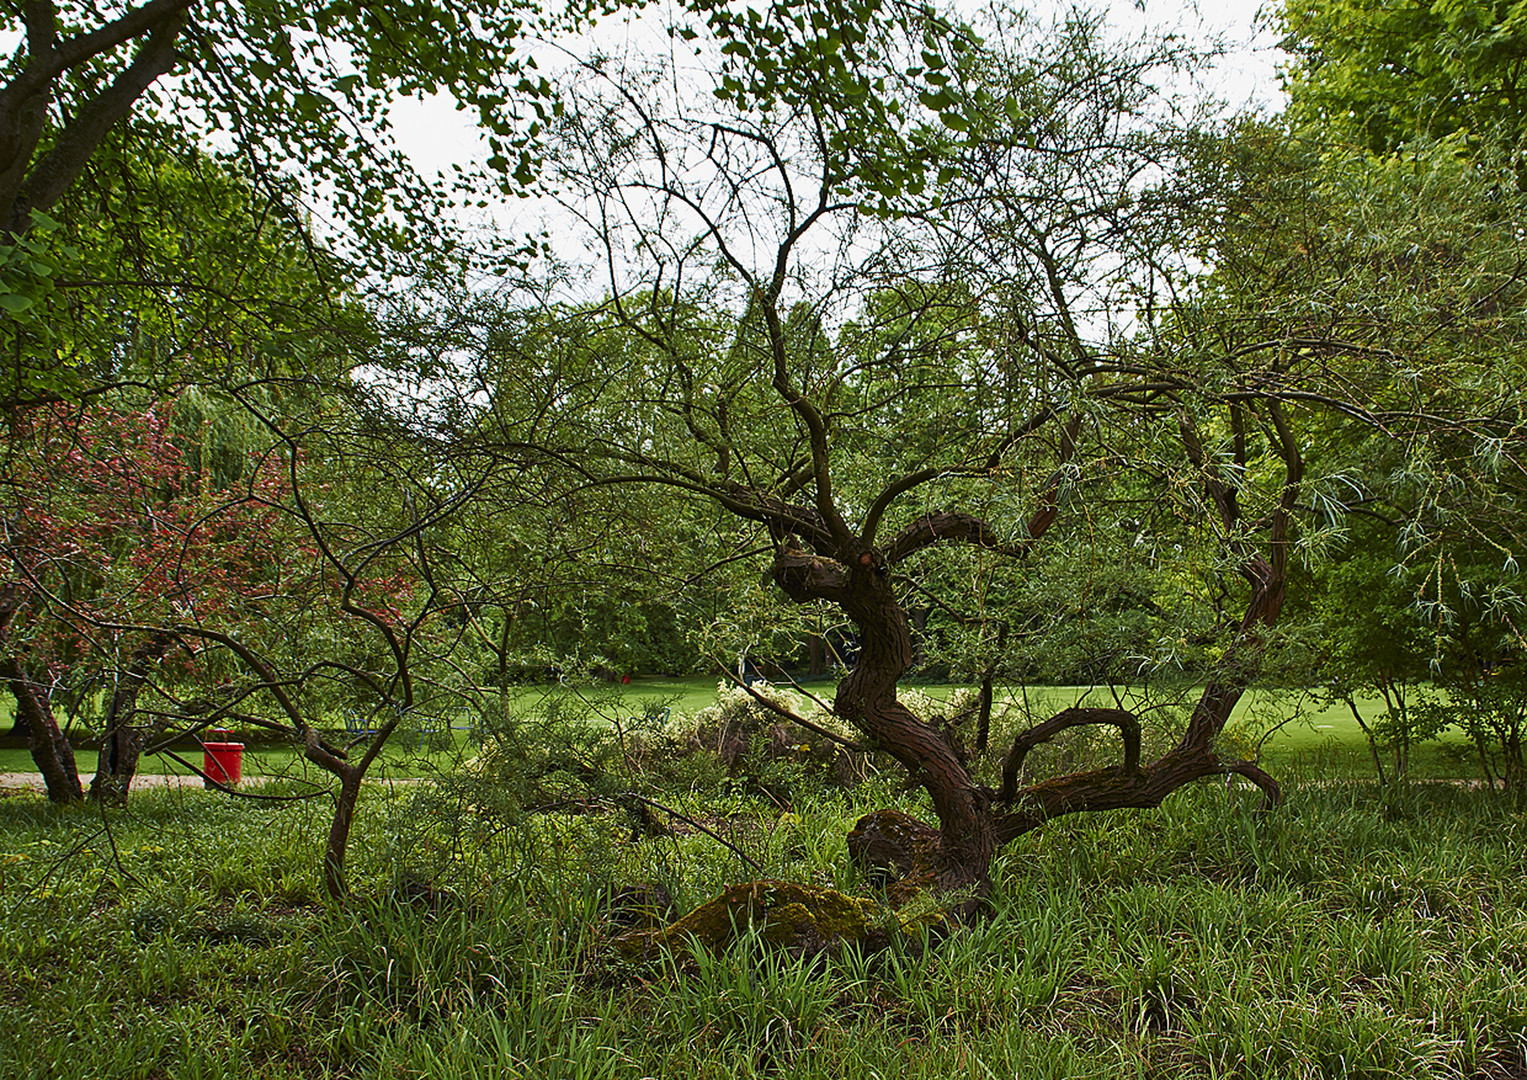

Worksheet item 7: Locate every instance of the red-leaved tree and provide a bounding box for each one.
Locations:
[0,397,311,802]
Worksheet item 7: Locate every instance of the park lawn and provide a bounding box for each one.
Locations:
[0,678,1485,783]
[0,729,481,780]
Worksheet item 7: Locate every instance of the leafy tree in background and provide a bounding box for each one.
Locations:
[1180,114,1527,786]
[0,128,374,803]
[0,120,369,406]
[1315,543,1433,782]
[1280,0,1527,153]
[1409,562,1527,796]
[0,0,561,259]
[1250,0,1527,787]
[0,395,315,802]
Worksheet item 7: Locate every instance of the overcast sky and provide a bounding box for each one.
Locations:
[386,0,1289,248]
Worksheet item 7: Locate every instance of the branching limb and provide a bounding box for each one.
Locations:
[883,416,1080,565]
[997,707,1142,802]
[1222,759,1281,812]
[618,792,762,873]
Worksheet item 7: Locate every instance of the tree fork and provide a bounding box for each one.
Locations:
[831,405,1300,914]
[89,632,171,804]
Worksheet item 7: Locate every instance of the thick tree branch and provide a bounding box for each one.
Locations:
[883,415,1080,564]
[7,9,189,232]
[0,0,193,230]
[997,706,1142,802]
[770,544,851,604]
[885,510,1030,565]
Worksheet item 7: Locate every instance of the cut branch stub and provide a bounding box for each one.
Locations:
[770,546,850,603]
[998,706,1143,802]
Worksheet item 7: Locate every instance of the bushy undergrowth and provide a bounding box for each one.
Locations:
[0,769,1524,1079]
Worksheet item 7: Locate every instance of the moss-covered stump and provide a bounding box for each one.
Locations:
[846,808,970,913]
[847,808,940,881]
[613,880,883,958]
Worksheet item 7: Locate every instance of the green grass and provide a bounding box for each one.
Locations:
[0,678,1485,784]
[0,772,1523,1079]
[520,676,1486,782]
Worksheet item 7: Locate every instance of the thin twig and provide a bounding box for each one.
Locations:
[157,749,334,803]
[618,792,762,873]
[712,656,867,752]
[96,794,141,887]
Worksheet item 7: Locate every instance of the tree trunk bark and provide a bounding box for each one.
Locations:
[827,565,994,905]
[323,769,363,901]
[89,633,170,804]
[1,656,82,803]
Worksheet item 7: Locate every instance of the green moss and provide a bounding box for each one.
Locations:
[615,879,880,956]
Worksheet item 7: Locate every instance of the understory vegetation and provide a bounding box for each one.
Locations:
[1,768,1523,1080]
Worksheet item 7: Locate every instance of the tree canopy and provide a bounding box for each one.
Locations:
[4,0,1527,908]
[1280,0,1527,152]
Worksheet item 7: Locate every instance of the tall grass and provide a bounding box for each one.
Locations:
[0,774,1523,1078]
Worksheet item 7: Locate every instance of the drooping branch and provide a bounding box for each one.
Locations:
[1223,759,1282,811]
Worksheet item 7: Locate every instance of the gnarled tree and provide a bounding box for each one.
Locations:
[447,8,1318,908]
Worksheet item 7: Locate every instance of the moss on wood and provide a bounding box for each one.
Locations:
[614,879,881,957]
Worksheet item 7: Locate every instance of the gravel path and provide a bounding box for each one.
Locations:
[0,771,209,794]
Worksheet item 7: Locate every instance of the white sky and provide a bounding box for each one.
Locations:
[387,0,1289,251]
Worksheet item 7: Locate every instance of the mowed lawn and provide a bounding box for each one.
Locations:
[0,676,1485,781]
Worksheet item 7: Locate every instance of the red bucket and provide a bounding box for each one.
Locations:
[203,731,244,788]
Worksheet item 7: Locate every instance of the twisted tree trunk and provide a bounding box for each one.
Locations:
[768,404,1300,915]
